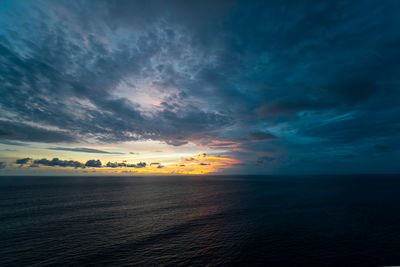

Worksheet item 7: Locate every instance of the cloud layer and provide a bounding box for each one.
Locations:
[15,157,148,169]
[1,0,400,173]
[48,147,123,154]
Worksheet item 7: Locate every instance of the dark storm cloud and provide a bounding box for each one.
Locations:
[256,99,331,117]
[48,147,123,154]
[1,0,400,173]
[248,131,277,141]
[373,144,399,152]
[300,107,400,143]
[256,156,276,165]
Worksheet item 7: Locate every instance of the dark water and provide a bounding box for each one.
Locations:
[1,175,400,266]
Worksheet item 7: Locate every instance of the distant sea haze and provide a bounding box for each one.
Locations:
[1,175,399,266]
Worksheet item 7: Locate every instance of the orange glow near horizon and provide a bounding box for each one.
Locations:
[107,153,240,175]
[9,153,240,175]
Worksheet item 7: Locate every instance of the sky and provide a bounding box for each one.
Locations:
[0,0,399,175]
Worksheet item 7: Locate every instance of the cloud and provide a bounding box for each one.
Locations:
[15,158,31,165]
[0,6,233,146]
[150,162,160,165]
[373,144,398,152]
[85,160,102,168]
[48,147,123,154]
[0,121,76,143]
[106,162,133,168]
[255,99,331,117]
[0,140,29,146]
[135,162,147,168]
[18,157,150,169]
[165,139,188,146]
[299,108,400,144]
[33,158,85,168]
[256,156,276,165]
[248,131,277,141]
[106,162,119,168]
[0,162,6,169]
[106,161,147,168]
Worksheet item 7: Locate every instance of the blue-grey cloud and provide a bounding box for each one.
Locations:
[135,162,147,168]
[85,160,102,168]
[248,131,277,141]
[15,158,32,165]
[106,161,147,168]
[17,157,149,169]
[30,158,102,168]
[0,140,29,146]
[48,147,123,154]
[0,162,6,169]
[0,121,76,143]
[33,158,85,168]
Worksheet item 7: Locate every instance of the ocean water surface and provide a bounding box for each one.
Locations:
[0,175,399,266]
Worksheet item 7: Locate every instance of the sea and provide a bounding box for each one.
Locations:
[0,175,399,266]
